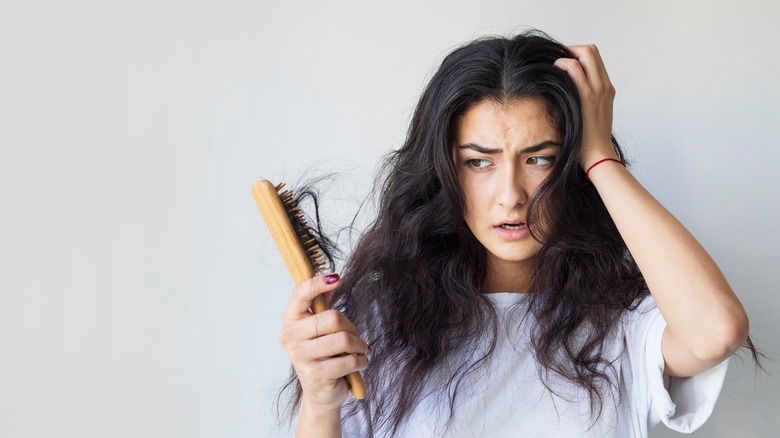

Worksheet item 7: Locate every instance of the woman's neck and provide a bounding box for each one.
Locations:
[482,256,535,293]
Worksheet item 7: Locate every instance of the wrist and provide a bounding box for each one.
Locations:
[301,396,343,418]
[585,157,626,182]
[580,149,619,171]
[298,398,342,437]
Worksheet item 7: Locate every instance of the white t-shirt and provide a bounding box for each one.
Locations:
[342,293,728,437]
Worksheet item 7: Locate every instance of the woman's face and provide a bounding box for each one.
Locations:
[453,98,560,289]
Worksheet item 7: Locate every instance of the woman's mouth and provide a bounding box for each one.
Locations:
[499,223,527,230]
[494,222,530,240]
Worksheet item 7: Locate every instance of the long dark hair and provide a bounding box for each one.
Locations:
[278,29,762,436]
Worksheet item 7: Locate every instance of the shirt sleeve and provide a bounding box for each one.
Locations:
[628,296,729,433]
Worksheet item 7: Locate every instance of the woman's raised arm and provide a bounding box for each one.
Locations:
[555,45,749,377]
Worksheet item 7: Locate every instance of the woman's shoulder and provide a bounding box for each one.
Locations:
[619,293,659,323]
[612,294,662,340]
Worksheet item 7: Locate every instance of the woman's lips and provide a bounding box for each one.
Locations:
[494,223,530,240]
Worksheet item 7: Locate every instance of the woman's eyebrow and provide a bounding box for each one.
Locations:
[457,140,561,154]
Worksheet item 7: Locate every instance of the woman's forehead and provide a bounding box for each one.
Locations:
[453,99,560,148]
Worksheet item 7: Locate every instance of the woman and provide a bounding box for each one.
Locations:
[276,30,755,437]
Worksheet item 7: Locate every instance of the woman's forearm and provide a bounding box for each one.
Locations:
[296,401,342,438]
[588,159,749,376]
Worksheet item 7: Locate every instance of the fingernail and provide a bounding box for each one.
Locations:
[323,273,340,284]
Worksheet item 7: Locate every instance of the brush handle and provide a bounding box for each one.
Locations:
[251,179,367,399]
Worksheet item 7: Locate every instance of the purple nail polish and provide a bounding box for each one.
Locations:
[323,273,340,284]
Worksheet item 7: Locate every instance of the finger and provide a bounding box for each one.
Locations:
[554,57,592,97]
[310,331,369,359]
[565,45,603,91]
[285,331,369,364]
[567,45,611,91]
[314,353,369,379]
[284,309,359,343]
[583,45,611,85]
[295,353,368,393]
[278,310,363,355]
[282,273,341,322]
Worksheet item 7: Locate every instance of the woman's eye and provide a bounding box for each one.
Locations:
[466,158,492,170]
[527,155,556,166]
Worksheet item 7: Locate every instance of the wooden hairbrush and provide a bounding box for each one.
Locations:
[251,179,367,399]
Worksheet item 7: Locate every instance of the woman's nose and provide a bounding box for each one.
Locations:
[496,165,528,208]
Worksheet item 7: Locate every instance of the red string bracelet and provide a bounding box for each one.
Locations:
[586,158,625,182]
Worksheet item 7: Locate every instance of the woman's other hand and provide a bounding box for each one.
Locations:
[278,273,369,413]
[554,45,618,170]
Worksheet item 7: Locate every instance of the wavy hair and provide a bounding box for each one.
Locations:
[278,29,762,436]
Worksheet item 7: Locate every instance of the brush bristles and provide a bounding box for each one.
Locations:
[275,183,330,275]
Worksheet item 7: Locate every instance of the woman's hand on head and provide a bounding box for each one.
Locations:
[554,44,618,170]
[278,274,369,413]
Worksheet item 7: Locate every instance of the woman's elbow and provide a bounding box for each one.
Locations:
[697,311,750,363]
[727,309,750,352]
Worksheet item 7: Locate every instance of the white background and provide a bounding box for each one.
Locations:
[1,1,778,437]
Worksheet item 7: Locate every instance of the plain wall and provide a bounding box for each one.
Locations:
[1,1,778,437]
